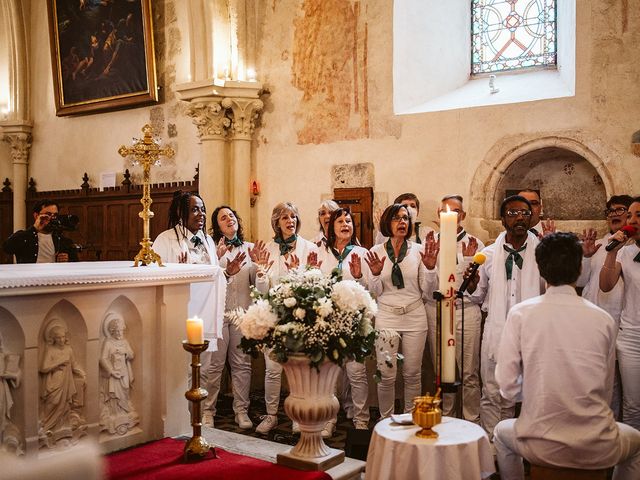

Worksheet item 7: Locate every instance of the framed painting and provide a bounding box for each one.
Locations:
[46,0,158,116]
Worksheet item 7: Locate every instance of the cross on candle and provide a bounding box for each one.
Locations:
[438,206,458,383]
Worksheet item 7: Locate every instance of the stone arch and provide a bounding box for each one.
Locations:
[469,136,619,220]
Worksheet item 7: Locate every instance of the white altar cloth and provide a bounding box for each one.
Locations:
[365,416,495,480]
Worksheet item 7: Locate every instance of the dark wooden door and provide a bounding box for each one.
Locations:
[333,187,374,248]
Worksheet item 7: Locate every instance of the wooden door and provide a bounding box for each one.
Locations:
[333,187,374,248]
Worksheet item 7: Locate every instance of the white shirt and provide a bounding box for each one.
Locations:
[219,242,257,311]
[577,233,624,323]
[256,236,318,291]
[317,244,371,287]
[496,285,620,469]
[152,227,219,266]
[368,242,436,331]
[36,233,55,263]
[617,243,640,332]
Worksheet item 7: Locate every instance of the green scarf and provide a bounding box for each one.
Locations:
[503,243,527,280]
[224,235,243,247]
[275,234,297,255]
[634,251,640,262]
[385,240,408,289]
[331,244,355,272]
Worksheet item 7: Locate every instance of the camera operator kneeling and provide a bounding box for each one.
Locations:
[3,199,79,263]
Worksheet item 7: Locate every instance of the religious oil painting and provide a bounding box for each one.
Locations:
[46,0,158,116]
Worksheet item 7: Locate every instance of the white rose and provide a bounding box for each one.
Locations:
[284,297,297,308]
[294,308,306,319]
[315,298,333,318]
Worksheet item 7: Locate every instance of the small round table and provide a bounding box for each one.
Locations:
[365,416,495,480]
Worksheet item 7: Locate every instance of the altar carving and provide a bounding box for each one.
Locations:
[38,319,87,449]
[99,313,139,436]
[0,331,22,455]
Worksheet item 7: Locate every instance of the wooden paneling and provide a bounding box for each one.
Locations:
[333,187,374,248]
[0,189,13,264]
[1,181,198,263]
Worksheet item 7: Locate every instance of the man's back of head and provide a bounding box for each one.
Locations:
[534,232,582,286]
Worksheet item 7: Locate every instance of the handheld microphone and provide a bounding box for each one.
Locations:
[605,225,637,252]
[457,252,487,298]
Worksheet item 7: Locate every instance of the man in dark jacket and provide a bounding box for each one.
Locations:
[3,199,78,263]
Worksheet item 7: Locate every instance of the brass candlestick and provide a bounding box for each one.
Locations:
[118,124,175,267]
[412,389,442,439]
[182,340,215,461]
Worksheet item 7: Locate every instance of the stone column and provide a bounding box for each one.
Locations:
[2,123,32,231]
[184,101,230,214]
[222,97,263,235]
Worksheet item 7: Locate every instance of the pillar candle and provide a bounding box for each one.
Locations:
[186,316,204,344]
[438,207,458,383]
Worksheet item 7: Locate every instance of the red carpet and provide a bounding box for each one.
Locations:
[106,437,332,480]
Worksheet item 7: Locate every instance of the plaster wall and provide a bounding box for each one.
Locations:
[1,0,638,244]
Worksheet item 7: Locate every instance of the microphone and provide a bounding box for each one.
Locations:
[457,252,487,298]
[605,225,637,252]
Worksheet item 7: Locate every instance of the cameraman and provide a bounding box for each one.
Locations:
[3,200,78,263]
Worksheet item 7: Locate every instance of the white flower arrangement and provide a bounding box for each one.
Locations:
[229,267,378,368]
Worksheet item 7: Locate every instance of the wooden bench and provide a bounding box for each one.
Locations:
[530,464,609,480]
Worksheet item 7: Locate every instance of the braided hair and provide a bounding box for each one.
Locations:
[168,190,206,233]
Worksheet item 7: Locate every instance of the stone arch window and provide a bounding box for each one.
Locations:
[497,146,606,220]
[471,0,557,75]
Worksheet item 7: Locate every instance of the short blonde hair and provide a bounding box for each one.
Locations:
[317,200,340,231]
[271,202,301,237]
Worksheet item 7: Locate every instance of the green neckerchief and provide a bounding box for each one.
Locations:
[503,243,527,280]
[190,235,203,247]
[634,250,640,262]
[274,234,297,255]
[224,235,243,247]
[414,222,421,244]
[385,239,408,289]
[331,244,355,272]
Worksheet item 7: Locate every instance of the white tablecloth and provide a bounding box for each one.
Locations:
[365,416,495,480]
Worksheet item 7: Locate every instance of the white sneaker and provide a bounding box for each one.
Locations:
[354,420,369,430]
[321,421,336,438]
[292,421,300,433]
[255,414,278,434]
[235,413,253,430]
[202,412,215,428]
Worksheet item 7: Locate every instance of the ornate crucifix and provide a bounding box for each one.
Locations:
[118,124,175,267]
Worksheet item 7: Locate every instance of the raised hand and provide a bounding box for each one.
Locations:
[216,237,230,259]
[541,219,556,237]
[178,251,188,263]
[307,251,322,268]
[365,251,385,276]
[461,236,478,257]
[225,251,247,276]
[285,253,300,270]
[248,240,267,263]
[579,228,601,258]
[349,252,363,279]
[421,232,440,270]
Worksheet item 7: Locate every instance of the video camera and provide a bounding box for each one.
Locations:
[47,214,80,232]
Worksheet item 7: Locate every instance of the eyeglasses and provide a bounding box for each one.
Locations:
[505,209,532,218]
[391,215,410,222]
[604,207,627,217]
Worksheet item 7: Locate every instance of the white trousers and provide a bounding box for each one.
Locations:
[263,351,283,415]
[344,360,370,424]
[426,302,481,422]
[618,329,640,430]
[494,418,640,480]
[201,320,252,415]
[375,329,427,418]
[480,327,516,440]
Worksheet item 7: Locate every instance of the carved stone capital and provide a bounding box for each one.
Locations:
[184,102,231,140]
[220,98,264,140]
[3,131,32,165]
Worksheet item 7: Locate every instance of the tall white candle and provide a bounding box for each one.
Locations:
[186,316,204,344]
[439,207,458,383]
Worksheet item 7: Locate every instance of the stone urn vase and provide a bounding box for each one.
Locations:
[276,354,345,470]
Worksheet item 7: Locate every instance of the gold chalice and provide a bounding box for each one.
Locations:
[412,388,442,439]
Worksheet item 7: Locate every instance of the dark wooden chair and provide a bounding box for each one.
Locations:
[530,464,608,480]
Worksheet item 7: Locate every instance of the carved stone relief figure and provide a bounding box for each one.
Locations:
[39,319,86,448]
[99,313,139,436]
[0,332,23,455]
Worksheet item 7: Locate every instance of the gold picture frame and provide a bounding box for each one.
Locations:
[46,0,158,116]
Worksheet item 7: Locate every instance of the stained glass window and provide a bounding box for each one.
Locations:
[472,0,556,75]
